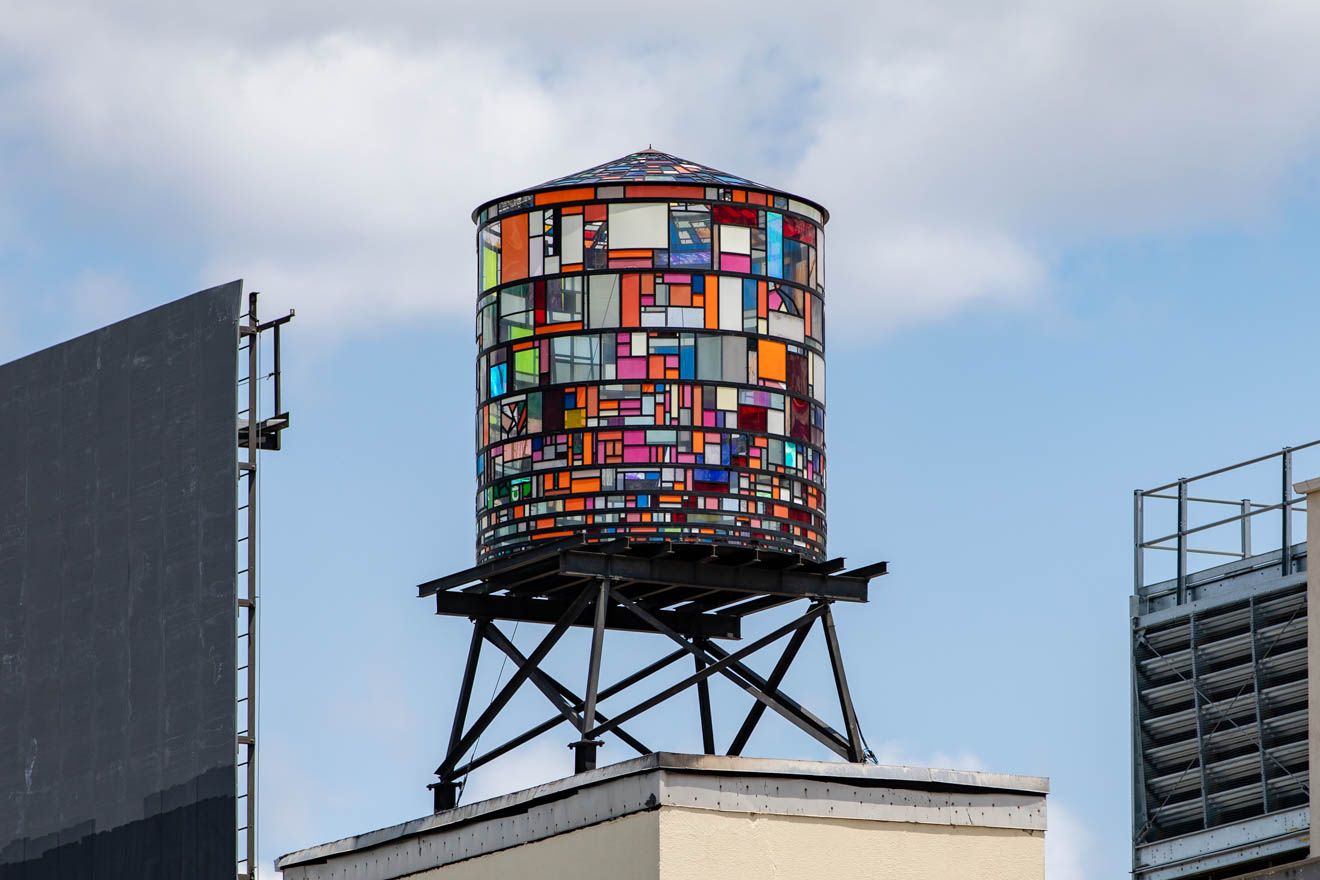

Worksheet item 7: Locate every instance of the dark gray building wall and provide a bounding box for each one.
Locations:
[0,283,240,878]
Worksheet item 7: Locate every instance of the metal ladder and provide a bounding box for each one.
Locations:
[236,292,293,880]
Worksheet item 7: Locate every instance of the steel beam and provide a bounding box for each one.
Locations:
[442,650,683,782]
[572,578,611,772]
[694,641,716,755]
[482,623,582,729]
[433,589,741,640]
[821,603,866,762]
[437,585,595,777]
[558,548,868,602]
[728,618,813,756]
[703,640,850,752]
[580,606,823,742]
[596,594,851,758]
[447,622,486,760]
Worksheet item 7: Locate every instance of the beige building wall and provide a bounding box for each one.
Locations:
[392,806,1044,880]
[659,808,1044,880]
[404,812,660,880]
[277,755,1048,880]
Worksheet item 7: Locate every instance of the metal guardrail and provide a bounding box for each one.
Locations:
[1135,442,1319,605]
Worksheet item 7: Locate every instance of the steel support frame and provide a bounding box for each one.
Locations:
[236,292,292,880]
[431,578,869,811]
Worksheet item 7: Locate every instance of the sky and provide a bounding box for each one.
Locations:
[4,2,1320,877]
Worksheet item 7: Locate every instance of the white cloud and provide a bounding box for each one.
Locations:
[1046,800,1094,880]
[67,270,137,330]
[2,0,1320,338]
[865,738,987,772]
[457,738,572,806]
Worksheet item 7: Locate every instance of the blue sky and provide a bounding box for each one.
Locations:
[5,3,1320,877]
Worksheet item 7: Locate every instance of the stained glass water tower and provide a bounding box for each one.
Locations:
[420,151,883,811]
[472,149,828,561]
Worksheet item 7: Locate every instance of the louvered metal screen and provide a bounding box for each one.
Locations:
[1133,551,1310,879]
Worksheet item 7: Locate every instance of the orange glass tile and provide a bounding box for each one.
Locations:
[537,321,584,335]
[535,187,595,206]
[758,339,787,381]
[502,212,529,281]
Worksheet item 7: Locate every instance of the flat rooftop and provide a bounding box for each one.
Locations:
[276,753,1048,877]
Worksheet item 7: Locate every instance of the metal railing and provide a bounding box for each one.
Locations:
[1135,442,1318,605]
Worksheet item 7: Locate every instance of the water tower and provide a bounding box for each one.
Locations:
[421,150,885,811]
[472,148,828,562]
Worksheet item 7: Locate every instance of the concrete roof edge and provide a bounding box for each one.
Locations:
[647,752,1050,794]
[275,752,1048,869]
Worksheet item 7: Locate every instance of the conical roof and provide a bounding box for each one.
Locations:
[534,148,764,189]
[472,148,828,223]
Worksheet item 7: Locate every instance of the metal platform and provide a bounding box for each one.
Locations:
[419,539,887,811]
